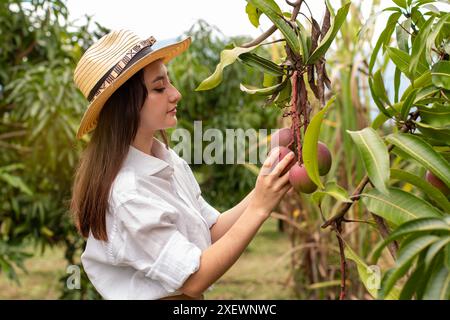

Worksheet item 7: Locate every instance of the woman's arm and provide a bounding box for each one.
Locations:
[209,189,255,243]
[179,148,295,298]
[181,203,269,298]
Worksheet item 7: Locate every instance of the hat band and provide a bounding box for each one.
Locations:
[87,36,156,102]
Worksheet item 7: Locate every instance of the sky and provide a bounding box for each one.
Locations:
[66,0,336,41]
[65,0,449,42]
[63,0,448,120]
[63,0,383,101]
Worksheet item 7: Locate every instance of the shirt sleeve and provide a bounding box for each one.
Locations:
[113,194,202,293]
[182,161,220,229]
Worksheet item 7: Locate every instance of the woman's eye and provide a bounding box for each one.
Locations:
[154,88,165,93]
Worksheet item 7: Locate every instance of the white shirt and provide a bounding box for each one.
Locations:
[80,138,220,300]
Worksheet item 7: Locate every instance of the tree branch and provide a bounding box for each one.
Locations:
[271,211,307,234]
[241,25,278,48]
[372,214,398,259]
[241,1,303,48]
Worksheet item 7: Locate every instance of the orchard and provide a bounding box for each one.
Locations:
[0,0,449,300]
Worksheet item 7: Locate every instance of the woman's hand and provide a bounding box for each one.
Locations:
[248,147,294,219]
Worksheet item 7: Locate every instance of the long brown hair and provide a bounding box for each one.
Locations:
[70,67,168,241]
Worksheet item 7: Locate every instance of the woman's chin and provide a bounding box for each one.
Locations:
[165,116,177,127]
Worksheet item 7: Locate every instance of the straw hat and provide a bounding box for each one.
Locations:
[73,29,191,139]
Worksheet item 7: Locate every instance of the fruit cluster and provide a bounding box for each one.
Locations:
[270,128,332,194]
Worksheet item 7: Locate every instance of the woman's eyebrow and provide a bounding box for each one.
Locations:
[152,75,165,83]
[152,72,170,83]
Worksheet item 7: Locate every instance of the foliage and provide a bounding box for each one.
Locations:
[0,1,280,298]
[0,0,107,298]
[198,0,450,300]
[358,0,450,300]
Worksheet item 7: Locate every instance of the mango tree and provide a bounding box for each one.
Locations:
[197,0,450,300]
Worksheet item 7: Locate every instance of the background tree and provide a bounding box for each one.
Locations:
[0,0,110,299]
[0,0,279,298]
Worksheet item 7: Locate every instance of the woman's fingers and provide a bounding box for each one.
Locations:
[260,147,281,176]
[274,168,291,189]
[280,182,292,195]
[271,150,295,177]
[274,175,292,193]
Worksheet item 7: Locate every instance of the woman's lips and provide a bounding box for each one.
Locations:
[167,107,177,114]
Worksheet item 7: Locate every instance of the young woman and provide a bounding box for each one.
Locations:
[70,29,294,300]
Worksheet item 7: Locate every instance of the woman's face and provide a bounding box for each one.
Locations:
[138,59,181,134]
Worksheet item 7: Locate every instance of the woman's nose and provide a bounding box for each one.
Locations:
[169,84,182,103]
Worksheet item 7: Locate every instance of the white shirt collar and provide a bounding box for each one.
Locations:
[124,138,174,176]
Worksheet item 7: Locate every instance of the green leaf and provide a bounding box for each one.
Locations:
[371,102,403,129]
[425,14,450,66]
[295,20,310,62]
[306,2,351,64]
[248,0,301,55]
[414,85,441,104]
[245,2,262,28]
[376,217,450,253]
[399,261,426,300]
[369,12,402,73]
[263,73,281,87]
[344,240,399,299]
[390,169,450,213]
[415,122,450,143]
[396,18,411,52]
[0,172,33,196]
[248,0,282,14]
[425,236,450,271]
[400,88,418,120]
[196,45,259,91]
[418,103,450,127]
[373,70,391,106]
[361,188,443,226]
[274,78,291,104]
[369,76,395,119]
[347,128,390,195]
[400,70,432,101]
[386,133,450,188]
[311,181,352,204]
[239,81,286,96]
[446,240,450,269]
[303,96,336,189]
[239,52,285,76]
[381,235,440,298]
[431,61,450,90]
[409,16,435,76]
[343,244,379,299]
[386,47,428,79]
[371,112,390,130]
[422,265,450,300]
[0,163,26,173]
[392,0,407,8]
